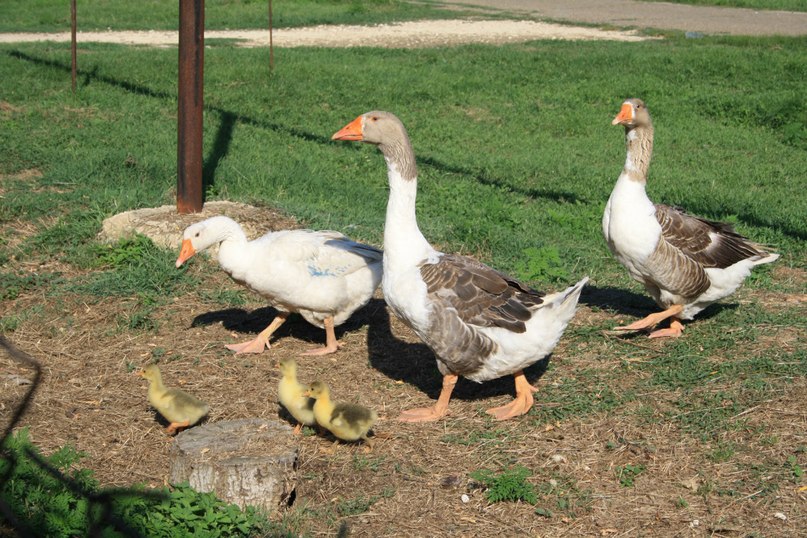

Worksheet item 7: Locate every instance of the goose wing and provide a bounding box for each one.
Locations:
[268,230,382,276]
[420,254,544,334]
[655,204,765,269]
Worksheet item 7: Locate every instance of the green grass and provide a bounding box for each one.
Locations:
[2,36,804,289]
[0,11,805,536]
[0,0,467,33]
[1,428,277,537]
[640,0,807,12]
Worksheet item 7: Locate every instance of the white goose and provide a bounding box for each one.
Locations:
[176,216,383,355]
[603,98,779,338]
[332,111,587,422]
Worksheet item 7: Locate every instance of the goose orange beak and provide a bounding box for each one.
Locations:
[176,239,196,268]
[332,115,364,141]
[612,103,633,125]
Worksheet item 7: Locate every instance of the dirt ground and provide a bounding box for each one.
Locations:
[2,6,806,537]
[2,201,805,537]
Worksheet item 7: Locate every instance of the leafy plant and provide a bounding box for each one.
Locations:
[0,429,272,537]
[513,246,569,284]
[0,270,60,300]
[616,464,646,488]
[470,465,537,504]
[787,455,803,480]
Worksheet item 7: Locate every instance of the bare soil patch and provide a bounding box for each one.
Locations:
[3,205,805,537]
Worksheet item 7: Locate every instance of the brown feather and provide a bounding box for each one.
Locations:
[655,204,768,269]
[420,254,544,333]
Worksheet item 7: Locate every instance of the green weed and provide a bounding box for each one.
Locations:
[441,428,507,446]
[0,271,60,300]
[513,246,569,284]
[470,465,537,505]
[616,464,646,488]
[0,428,271,537]
[787,455,803,481]
[352,454,385,472]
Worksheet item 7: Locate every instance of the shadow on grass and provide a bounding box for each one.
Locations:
[365,298,550,405]
[0,336,164,537]
[8,49,803,239]
[5,50,586,209]
[580,283,738,334]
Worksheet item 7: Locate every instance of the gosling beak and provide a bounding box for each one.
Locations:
[332,115,364,141]
[612,103,634,125]
[136,369,145,377]
[176,239,196,268]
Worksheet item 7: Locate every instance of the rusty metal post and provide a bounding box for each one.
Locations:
[70,0,77,92]
[177,0,205,214]
[268,0,274,71]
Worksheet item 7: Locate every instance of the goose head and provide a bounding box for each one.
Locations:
[612,98,652,129]
[332,110,407,145]
[303,380,329,399]
[332,111,417,181]
[175,215,239,268]
[278,357,298,377]
[137,364,161,383]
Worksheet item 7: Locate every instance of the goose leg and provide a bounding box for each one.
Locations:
[615,304,684,332]
[649,318,685,338]
[398,374,458,422]
[166,420,190,435]
[486,372,537,420]
[226,312,289,354]
[302,316,342,356]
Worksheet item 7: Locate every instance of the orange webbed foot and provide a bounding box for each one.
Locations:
[397,406,448,423]
[485,373,537,421]
[649,319,684,338]
[225,337,270,354]
[300,342,343,356]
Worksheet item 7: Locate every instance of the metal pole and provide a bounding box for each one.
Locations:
[177,0,204,214]
[70,0,77,92]
[269,0,274,71]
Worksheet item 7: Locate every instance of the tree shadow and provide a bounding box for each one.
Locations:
[6,49,804,241]
[0,336,165,537]
[365,298,550,405]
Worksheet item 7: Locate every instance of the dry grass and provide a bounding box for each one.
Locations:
[1,213,805,537]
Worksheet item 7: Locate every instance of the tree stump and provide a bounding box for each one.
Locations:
[169,418,298,513]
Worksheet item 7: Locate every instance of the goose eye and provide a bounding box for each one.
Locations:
[194,232,200,237]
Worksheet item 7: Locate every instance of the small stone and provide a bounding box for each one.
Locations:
[690,520,700,528]
[774,512,787,521]
[551,454,567,464]
[460,494,470,503]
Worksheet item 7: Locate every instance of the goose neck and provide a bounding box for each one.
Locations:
[383,159,431,263]
[622,124,654,184]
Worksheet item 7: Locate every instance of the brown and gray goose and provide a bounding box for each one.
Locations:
[332,111,587,422]
[603,98,779,338]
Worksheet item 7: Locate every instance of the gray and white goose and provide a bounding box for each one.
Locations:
[603,98,779,337]
[332,111,587,422]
